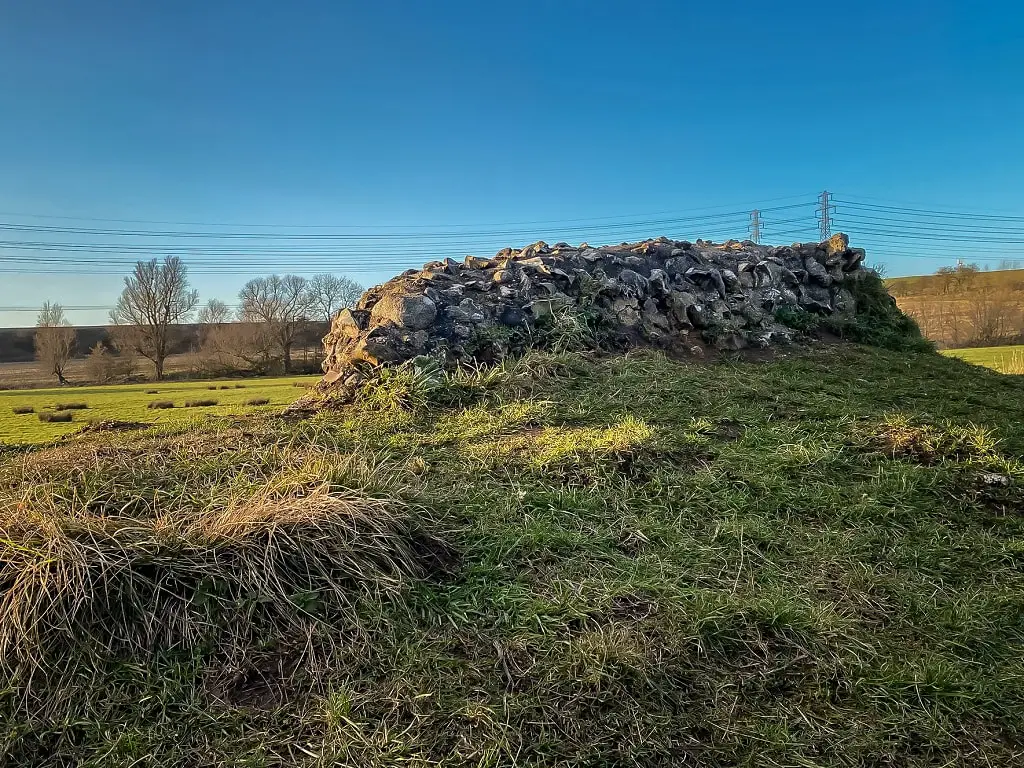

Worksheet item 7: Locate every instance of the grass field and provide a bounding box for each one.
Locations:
[0,374,319,443]
[0,346,327,389]
[943,344,1024,374]
[2,344,1023,765]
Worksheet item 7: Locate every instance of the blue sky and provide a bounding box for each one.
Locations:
[1,0,1022,326]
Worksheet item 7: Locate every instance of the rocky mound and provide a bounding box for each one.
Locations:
[320,233,869,390]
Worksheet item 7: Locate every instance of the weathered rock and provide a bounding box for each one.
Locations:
[648,268,671,298]
[617,269,648,299]
[319,234,872,391]
[612,297,641,327]
[804,256,832,287]
[668,290,698,327]
[799,285,833,313]
[370,294,437,331]
[825,233,850,256]
[333,308,367,337]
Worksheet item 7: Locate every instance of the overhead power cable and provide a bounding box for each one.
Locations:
[833,198,1024,223]
[0,203,811,241]
[0,193,816,229]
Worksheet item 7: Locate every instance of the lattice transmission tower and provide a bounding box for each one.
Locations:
[817,190,835,240]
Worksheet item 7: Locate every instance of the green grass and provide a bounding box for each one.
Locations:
[0,375,320,443]
[2,345,1024,765]
[944,344,1024,373]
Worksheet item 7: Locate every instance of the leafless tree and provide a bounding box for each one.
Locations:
[237,275,313,373]
[85,342,115,384]
[197,298,232,327]
[200,322,279,375]
[196,298,232,346]
[967,286,1021,346]
[306,273,364,324]
[934,266,956,295]
[35,302,76,385]
[953,262,981,293]
[109,256,199,380]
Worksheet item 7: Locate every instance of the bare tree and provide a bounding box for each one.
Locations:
[306,273,364,324]
[85,342,115,384]
[935,266,956,295]
[237,275,313,373]
[953,262,981,293]
[200,321,279,375]
[197,298,232,326]
[967,285,1021,346]
[196,298,232,347]
[109,256,198,380]
[35,302,76,385]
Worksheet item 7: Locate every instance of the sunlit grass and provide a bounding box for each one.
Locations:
[3,345,1024,765]
[943,344,1024,374]
[0,374,319,443]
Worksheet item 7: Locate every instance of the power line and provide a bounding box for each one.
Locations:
[0,201,824,275]
[0,194,817,229]
[0,203,813,241]
[834,213,1024,235]
[834,195,1024,221]
[5,192,1024,283]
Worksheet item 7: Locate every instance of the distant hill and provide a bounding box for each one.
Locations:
[886,267,1024,348]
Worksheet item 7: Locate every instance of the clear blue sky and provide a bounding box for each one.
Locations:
[1,0,1022,326]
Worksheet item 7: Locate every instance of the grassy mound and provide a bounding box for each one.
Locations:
[2,345,1024,765]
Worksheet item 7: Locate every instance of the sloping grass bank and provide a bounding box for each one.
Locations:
[1,345,1023,765]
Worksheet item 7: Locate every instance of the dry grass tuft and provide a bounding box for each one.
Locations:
[37,411,72,423]
[12,406,34,415]
[0,483,446,676]
[76,419,151,435]
[863,414,999,465]
[52,402,88,411]
[184,399,219,408]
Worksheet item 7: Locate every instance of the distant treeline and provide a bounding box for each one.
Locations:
[887,265,1024,349]
[0,322,329,365]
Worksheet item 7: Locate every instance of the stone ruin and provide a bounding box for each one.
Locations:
[318,233,869,393]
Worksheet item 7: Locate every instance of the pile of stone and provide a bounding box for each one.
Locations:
[320,233,867,390]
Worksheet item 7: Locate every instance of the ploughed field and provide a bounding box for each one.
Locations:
[1,344,1023,765]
